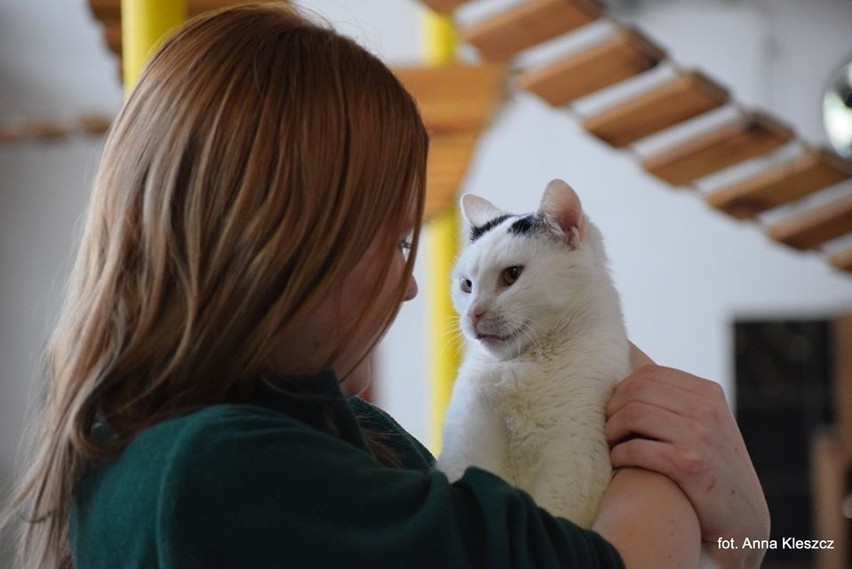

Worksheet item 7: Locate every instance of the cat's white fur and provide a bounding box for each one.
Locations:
[436,179,629,528]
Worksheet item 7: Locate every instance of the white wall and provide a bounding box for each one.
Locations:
[1,0,851,561]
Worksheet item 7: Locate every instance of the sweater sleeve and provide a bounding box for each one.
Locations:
[158,406,624,569]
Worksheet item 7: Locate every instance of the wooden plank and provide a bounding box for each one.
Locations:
[464,0,603,62]
[767,191,852,250]
[835,316,852,453]
[516,28,665,106]
[811,430,851,569]
[93,0,249,55]
[104,21,121,54]
[427,132,478,188]
[420,0,468,12]
[706,149,852,219]
[186,0,249,14]
[642,112,795,186]
[90,0,245,21]
[425,132,479,219]
[829,246,852,273]
[394,64,505,133]
[77,116,113,135]
[582,71,729,147]
[89,0,120,20]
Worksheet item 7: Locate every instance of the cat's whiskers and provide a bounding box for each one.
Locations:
[515,318,542,353]
[441,316,468,353]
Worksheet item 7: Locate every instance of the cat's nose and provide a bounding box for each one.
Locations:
[470,306,486,326]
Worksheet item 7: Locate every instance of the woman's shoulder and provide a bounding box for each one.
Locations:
[71,403,404,567]
[73,403,382,529]
[116,404,307,455]
[77,402,365,508]
[122,403,353,470]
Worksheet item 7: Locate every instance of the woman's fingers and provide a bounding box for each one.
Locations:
[609,437,678,477]
[606,364,724,421]
[610,424,716,479]
[604,400,698,446]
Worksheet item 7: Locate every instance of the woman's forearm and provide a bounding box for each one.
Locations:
[592,467,701,568]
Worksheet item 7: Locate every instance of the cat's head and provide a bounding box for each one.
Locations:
[452,179,610,360]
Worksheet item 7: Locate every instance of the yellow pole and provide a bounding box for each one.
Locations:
[121,0,187,92]
[424,12,461,454]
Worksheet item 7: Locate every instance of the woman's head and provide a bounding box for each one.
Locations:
[7,3,427,566]
[92,3,428,402]
[78,2,426,412]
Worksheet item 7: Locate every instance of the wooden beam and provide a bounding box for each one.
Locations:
[420,0,468,12]
[706,149,852,219]
[92,0,252,55]
[78,116,113,135]
[811,430,851,569]
[89,0,120,20]
[105,21,121,54]
[393,64,505,133]
[1,116,113,143]
[582,71,729,147]
[91,0,248,22]
[767,191,852,250]
[464,0,603,62]
[517,28,665,107]
[642,112,794,186]
[835,316,852,452]
[829,246,852,273]
[185,0,252,14]
[425,132,479,220]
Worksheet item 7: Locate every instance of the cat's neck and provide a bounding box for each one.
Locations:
[523,277,624,361]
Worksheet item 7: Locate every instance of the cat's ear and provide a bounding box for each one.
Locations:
[538,179,586,242]
[460,194,508,227]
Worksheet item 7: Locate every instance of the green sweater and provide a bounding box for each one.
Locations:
[70,371,624,568]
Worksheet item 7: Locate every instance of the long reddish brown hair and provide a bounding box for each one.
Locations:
[1,4,427,567]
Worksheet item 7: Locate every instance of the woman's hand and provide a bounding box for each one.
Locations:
[604,344,770,569]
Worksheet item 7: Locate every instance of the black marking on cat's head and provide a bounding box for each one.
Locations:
[508,214,546,238]
[470,214,511,242]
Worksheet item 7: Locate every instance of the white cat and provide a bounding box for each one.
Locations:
[436,179,630,528]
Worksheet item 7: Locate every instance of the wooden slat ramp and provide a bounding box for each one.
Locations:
[418,0,852,276]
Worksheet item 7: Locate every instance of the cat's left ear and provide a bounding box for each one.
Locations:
[460,194,509,227]
[538,179,586,243]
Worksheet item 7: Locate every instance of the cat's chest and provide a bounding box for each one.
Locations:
[468,357,608,425]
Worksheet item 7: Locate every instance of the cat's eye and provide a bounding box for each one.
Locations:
[460,278,472,293]
[501,266,523,286]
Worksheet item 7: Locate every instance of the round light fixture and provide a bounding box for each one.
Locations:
[823,59,852,159]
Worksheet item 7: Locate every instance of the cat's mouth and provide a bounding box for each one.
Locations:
[475,331,517,346]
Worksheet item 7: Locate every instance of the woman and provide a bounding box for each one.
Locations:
[3,4,768,568]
